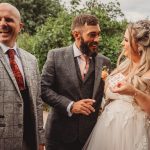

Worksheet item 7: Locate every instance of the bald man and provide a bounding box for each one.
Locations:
[0,3,44,150]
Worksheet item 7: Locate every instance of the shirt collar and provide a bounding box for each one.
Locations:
[73,42,92,60]
[73,42,82,58]
[0,43,19,56]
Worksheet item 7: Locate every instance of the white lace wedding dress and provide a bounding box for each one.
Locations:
[83,77,150,150]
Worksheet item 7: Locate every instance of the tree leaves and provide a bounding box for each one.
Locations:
[16,0,128,71]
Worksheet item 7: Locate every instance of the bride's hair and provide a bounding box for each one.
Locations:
[104,20,150,104]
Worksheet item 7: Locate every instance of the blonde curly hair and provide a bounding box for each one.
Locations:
[104,20,150,104]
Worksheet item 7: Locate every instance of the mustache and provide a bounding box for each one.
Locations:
[88,42,99,47]
[0,25,11,33]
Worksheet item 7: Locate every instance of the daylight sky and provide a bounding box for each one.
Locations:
[97,0,150,21]
[62,0,150,22]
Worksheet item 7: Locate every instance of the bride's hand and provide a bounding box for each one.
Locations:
[111,82,136,96]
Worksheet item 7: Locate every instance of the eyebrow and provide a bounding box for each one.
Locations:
[88,31,101,34]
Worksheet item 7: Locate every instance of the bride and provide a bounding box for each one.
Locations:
[83,20,150,150]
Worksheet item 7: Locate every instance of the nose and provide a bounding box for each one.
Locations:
[0,18,7,26]
[93,36,100,42]
[121,40,124,46]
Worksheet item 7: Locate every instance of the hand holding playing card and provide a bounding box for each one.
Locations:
[111,82,136,96]
[109,73,125,89]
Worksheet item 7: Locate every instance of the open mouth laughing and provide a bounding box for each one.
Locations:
[0,26,11,34]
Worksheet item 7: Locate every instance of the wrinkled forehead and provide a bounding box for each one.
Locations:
[0,3,21,21]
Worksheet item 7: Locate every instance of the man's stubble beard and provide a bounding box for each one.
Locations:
[80,37,98,58]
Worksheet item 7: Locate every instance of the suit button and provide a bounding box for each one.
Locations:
[17,103,22,107]
[0,123,6,127]
[0,115,4,118]
[18,124,23,128]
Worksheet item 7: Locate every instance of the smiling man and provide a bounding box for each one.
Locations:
[41,14,111,150]
[0,3,45,150]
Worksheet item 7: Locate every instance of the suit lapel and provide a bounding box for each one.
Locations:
[0,48,22,98]
[17,48,33,98]
[92,55,103,98]
[64,46,82,98]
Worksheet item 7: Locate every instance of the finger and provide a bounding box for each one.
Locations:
[88,105,95,112]
[111,87,120,93]
[82,99,95,104]
[82,99,95,102]
[112,86,125,94]
[116,82,123,87]
[82,103,95,112]
[71,102,91,114]
[81,106,92,114]
[80,109,91,116]
[86,101,95,105]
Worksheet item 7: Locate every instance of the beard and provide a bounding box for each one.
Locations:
[80,37,98,58]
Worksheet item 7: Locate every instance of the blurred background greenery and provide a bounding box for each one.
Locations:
[0,0,129,110]
[0,0,128,70]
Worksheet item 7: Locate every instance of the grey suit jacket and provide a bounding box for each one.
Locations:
[41,45,110,144]
[0,47,45,150]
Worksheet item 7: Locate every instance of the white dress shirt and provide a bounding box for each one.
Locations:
[67,43,89,116]
[0,43,25,84]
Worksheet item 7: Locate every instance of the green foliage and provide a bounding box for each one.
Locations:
[14,0,128,71]
[33,10,73,71]
[70,0,128,68]
[10,0,128,111]
[0,0,63,34]
[99,20,127,68]
[17,33,35,54]
[32,0,127,70]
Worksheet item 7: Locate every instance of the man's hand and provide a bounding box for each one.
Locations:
[71,99,95,115]
[39,144,45,150]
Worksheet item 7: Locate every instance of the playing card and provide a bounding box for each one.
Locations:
[108,73,125,88]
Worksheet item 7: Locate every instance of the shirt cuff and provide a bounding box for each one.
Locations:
[67,101,74,117]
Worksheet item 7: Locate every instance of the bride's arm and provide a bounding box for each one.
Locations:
[134,71,150,114]
[132,87,150,115]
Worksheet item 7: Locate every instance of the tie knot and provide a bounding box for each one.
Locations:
[7,49,15,59]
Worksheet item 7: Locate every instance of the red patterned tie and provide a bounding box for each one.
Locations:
[7,49,25,91]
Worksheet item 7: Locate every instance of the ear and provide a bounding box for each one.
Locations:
[72,30,81,40]
[19,22,24,32]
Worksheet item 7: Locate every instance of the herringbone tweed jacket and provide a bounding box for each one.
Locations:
[0,47,45,150]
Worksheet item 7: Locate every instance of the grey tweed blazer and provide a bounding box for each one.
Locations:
[41,45,111,144]
[0,47,44,150]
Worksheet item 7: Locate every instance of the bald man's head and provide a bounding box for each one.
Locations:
[0,3,21,21]
[0,3,23,47]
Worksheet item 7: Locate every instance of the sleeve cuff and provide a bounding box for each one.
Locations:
[67,101,74,117]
